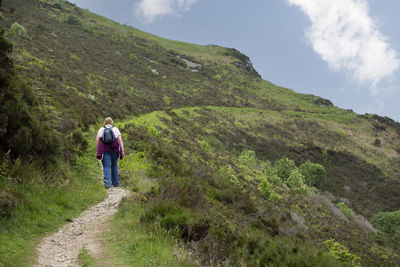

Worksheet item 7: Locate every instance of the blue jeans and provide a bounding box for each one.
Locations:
[102,152,119,187]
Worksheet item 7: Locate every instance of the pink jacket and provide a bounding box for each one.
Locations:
[96,139,124,160]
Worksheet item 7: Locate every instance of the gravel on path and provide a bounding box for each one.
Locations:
[35,187,129,267]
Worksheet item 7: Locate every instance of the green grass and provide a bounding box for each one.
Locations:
[78,248,97,267]
[0,152,106,266]
[3,0,400,265]
[107,199,196,267]
[113,108,400,266]
[106,173,196,266]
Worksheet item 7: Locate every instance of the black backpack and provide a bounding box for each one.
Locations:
[102,126,116,144]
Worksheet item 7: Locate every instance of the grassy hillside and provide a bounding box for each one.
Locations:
[1,0,400,265]
[111,107,399,266]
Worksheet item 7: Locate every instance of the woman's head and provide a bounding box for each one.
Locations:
[104,117,113,125]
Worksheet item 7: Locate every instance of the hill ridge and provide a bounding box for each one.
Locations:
[1,0,400,265]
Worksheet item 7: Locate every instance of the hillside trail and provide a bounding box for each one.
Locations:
[34,186,130,267]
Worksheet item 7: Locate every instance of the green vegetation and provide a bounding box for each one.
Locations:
[0,30,62,161]
[337,202,353,218]
[129,53,137,61]
[78,248,97,267]
[286,169,311,195]
[299,161,326,187]
[9,22,30,39]
[112,109,394,265]
[107,163,196,266]
[371,210,400,245]
[1,0,400,265]
[0,151,106,266]
[324,239,361,266]
[265,157,314,195]
[219,164,239,184]
[258,178,280,202]
[272,158,297,182]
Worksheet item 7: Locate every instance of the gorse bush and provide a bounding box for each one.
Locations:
[371,210,400,236]
[273,157,296,181]
[299,161,326,187]
[369,244,399,265]
[9,22,30,39]
[336,202,353,218]
[219,164,239,184]
[323,239,361,266]
[129,53,137,61]
[266,157,312,195]
[371,210,400,245]
[258,178,272,198]
[286,169,311,195]
[239,150,257,170]
[257,178,280,201]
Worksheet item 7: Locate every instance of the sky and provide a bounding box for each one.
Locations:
[68,0,400,122]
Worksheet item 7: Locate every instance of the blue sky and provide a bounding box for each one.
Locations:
[69,0,400,122]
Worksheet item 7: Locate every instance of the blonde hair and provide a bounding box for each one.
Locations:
[104,117,113,125]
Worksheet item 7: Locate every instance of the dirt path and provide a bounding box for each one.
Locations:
[35,187,129,267]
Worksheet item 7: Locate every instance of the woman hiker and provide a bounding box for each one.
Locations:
[96,117,125,188]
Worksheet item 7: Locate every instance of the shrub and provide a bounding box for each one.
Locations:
[163,95,170,105]
[323,239,361,266]
[370,244,399,265]
[371,210,400,239]
[129,53,137,61]
[66,129,88,156]
[214,74,222,81]
[148,143,192,178]
[141,200,197,238]
[0,31,62,163]
[219,164,239,184]
[336,202,352,218]
[159,176,204,209]
[373,138,381,147]
[299,161,326,187]
[258,178,272,198]
[239,150,257,170]
[9,22,30,39]
[258,178,280,201]
[273,157,296,181]
[66,15,80,25]
[0,190,24,218]
[232,236,344,266]
[259,160,272,175]
[199,140,212,154]
[0,150,10,178]
[286,169,311,195]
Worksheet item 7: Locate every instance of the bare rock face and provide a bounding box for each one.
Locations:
[224,48,261,78]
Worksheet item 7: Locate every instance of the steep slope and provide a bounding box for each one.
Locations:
[1,0,400,265]
[113,107,399,266]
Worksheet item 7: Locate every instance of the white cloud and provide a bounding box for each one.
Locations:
[287,0,400,94]
[134,0,197,23]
